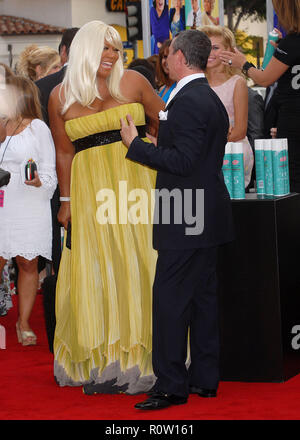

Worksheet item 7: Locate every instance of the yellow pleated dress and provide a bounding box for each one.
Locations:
[53,103,158,394]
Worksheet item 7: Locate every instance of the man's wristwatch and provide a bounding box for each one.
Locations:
[242,61,256,76]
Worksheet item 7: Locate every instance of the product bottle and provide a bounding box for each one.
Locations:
[254,139,265,195]
[262,29,279,70]
[272,138,288,196]
[231,142,245,200]
[222,142,233,199]
[283,138,290,194]
[264,139,274,195]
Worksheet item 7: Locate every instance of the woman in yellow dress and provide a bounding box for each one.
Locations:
[48,21,165,394]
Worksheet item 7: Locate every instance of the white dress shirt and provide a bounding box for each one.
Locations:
[166,73,206,106]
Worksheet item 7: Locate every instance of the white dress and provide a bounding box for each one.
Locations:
[0,119,57,261]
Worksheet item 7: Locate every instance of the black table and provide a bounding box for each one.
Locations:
[218,193,300,382]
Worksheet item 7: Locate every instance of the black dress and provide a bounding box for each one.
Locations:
[273,33,300,192]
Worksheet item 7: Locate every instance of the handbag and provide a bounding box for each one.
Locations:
[0,168,10,188]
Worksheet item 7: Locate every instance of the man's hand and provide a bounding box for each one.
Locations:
[120,114,138,148]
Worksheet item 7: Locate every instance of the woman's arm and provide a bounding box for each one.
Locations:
[228,77,248,142]
[25,120,57,195]
[48,85,75,229]
[122,70,165,137]
[219,48,289,88]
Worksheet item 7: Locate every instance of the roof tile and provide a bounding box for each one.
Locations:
[0,15,65,35]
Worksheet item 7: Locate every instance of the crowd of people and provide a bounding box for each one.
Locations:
[0,0,299,411]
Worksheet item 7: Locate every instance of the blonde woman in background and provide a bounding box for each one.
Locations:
[48,21,164,394]
[16,45,61,81]
[200,25,254,188]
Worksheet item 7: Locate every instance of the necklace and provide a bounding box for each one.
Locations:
[0,119,24,166]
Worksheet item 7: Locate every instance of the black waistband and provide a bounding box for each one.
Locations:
[73,125,147,154]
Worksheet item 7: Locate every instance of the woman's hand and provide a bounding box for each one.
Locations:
[270,29,283,48]
[57,201,71,230]
[219,47,246,70]
[270,127,277,138]
[146,132,157,146]
[25,170,41,187]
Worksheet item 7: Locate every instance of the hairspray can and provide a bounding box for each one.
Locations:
[272,138,288,196]
[254,139,265,195]
[262,29,279,70]
[222,142,233,199]
[231,142,245,199]
[264,139,273,195]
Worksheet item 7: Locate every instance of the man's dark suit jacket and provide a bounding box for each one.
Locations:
[35,66,66,127]
[35,66,67,276]
[126,77,234,250]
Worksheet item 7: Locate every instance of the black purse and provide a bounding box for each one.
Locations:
[0,167,10,187]
[25,159,37,181]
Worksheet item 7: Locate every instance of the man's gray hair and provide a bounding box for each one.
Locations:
[172,30,212,70]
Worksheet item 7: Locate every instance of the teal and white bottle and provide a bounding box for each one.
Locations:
[262,29,279,70]
[254,139,265,195]
[222,142,233,198]
[283,138,290,194]
[264,139,274,195]
[271,138,288,196]
[231,142,245,200]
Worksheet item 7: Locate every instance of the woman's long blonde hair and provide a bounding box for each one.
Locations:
[16,45,60,81]
[61,20,126,114]
[199,25,242,80]
[272,0,300,33]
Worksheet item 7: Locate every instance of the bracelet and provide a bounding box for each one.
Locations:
[242,61,256,76]
[59,196,70,202]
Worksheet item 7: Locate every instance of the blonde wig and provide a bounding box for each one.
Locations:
[199,25,242,79]
[61,21,126,114]
[272,0,300,33]
[16,45,61,81]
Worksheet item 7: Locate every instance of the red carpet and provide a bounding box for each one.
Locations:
[1,294,300,421]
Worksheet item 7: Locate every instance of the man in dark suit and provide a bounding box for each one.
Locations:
[120,29,234,410]
[36,27,79,275]
[36,27,79,127]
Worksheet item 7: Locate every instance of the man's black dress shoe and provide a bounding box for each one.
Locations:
[135,392,187,410]
[189,386,217,398]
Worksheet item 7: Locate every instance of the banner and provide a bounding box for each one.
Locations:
[169,1,186,39]
[149,0,170,55]
[149,0,223,55]
[185,0,220,29]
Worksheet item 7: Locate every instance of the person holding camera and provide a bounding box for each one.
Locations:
[0,75,57,345]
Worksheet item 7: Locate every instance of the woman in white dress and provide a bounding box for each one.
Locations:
[0,75,57,345]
